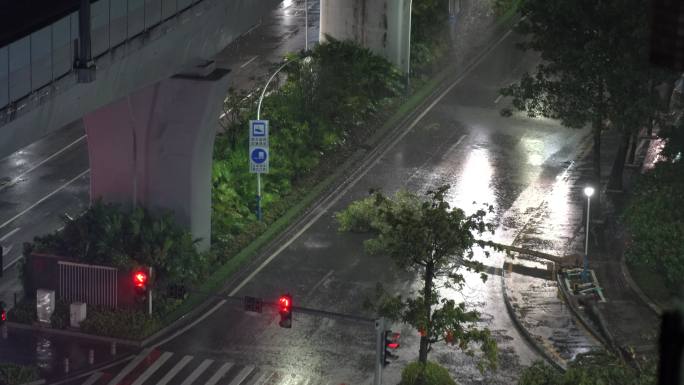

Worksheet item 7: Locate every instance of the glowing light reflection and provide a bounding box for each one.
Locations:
[447,147,495,216]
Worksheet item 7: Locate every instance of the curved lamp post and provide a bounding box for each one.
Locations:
[253,56,307,220]
[582,186,595,281]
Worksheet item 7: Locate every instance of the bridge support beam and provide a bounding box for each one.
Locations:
[319,0,412,74]
[83,63,230,251]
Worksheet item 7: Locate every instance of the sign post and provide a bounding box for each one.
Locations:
[249,120,269,220]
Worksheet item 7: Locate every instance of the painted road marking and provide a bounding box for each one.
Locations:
[205,362,234,385]
[305,270,334,298]
[0,135,86,193]
[157,355,193,385]
[494,94,503,104]
[180,358,214,385]
[227,366,255,385]
[0,169,89,230]
[155,27,516,348]
[131,351,173,385]
[106,348,152,385]
[0,227,20,242]
[240,55,259,68]
[250,371,274,385]
[81,372,103,385]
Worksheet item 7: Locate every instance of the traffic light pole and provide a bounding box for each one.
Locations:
[374,317,386,385]
[148,267,153,316]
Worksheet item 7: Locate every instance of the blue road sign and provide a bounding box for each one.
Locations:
[251,148,268,164]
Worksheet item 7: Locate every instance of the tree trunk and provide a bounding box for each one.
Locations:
[608,130,630,191]
[418,262,434,364]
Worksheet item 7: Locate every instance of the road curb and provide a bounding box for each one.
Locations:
[6,321,141,347]
[619,243,663,316]
[500,270,567,372]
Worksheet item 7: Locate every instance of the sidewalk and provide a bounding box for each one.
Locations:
[504,126,661,368]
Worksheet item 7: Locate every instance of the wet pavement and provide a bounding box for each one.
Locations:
[0,0,320,378]
[1,0,610,384]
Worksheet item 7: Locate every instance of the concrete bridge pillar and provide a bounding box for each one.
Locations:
[319,0,412,74]
[83,63,231,251]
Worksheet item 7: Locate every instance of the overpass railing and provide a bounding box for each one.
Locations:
[0,0,203,124]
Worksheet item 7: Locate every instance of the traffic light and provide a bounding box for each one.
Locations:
[0,301,6,324]
[133,270,148,300]
[278,294,292,328]
[383,330,400,366]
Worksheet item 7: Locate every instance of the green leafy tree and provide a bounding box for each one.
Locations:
[500,0,669,198]
[517,352,656,385]
[336,185,497,368]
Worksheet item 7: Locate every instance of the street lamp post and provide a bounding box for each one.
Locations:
[582,186,595,281]
[254,58,303,220]
[304,0,308,51]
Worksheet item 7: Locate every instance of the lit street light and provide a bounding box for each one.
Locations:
[582,186,595,281]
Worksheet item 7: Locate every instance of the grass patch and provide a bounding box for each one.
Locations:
[627,260,676,310]
[496,0,523,25]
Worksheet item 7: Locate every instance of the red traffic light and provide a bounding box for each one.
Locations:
[1,310,5,322]
[133,271,148,288]
[278,294,292,313]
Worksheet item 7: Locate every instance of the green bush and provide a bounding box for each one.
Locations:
[623,161,684,291]
[0,363,40,385]
[7,300,36,324]
[517,353,656,385]
[79,307,162,340]
[400,361,457,385]
[50,300,70,329]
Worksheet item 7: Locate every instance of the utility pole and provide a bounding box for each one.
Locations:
[374,317,385,385]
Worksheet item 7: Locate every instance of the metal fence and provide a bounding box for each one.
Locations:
[58,260,118,309]
[0,0,201,112]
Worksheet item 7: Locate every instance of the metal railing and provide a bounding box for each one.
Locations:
[58,260,118,309]
[0,0,202,122]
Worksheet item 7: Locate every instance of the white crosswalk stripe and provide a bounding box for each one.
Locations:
[179,358,214,385]
[227,365,255,385]
[106,348,152,385]
[157,355,193,385]
[131,351,174,385]
[205,362,235,385]
[91,350,331,385]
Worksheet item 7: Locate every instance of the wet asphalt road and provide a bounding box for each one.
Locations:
[153,27,597,385]
[0,0,320,309]
[0,1,603,384]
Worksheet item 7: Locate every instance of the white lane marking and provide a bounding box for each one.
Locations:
[0,169,89,230]
[81,372,103,385]
[227,366,255,385]
[157,355,193,385]
[131,351,174,385]
[0,227,20,242]
[444,134,467,158]
[240,55,259,68]
[305,270,334,298]
[205,362,234,385]
[494,94,503,104]
[106,348,152,385]
[155,26,516,347]
[180,358,214,385]
[0,135,86,192]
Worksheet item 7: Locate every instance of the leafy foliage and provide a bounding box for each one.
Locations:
[337,185,497,368]
[411,0,451,71]
[79,307,162,340]
[400,361,457,385]
[31,201,208,287]
[212,39,401,250]
[517,353,656,385]
[0,363,40,385]
[623,154,684,291]
[7,300,37,324]
[500,0,671,191]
